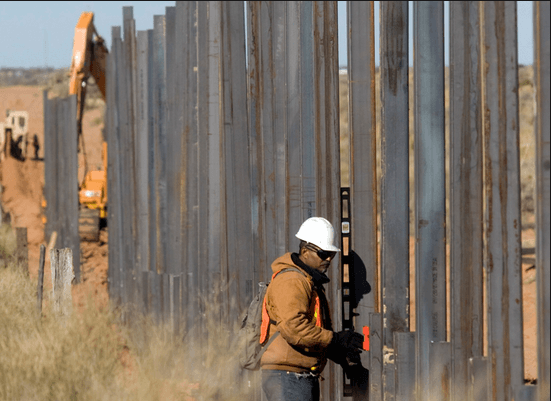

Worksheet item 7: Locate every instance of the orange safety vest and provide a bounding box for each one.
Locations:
[260,269,322,344]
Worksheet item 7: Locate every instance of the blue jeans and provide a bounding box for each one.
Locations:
[262,369,320,401]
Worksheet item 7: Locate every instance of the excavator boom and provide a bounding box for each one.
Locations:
[69,11,108,165]
[68,12,109,242]
[69,12,107,99]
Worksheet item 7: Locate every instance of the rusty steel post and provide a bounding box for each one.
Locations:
[162,272,170,323]
[413,2,447,400]
[163,6,176,320]
[369,312,384,400]
[113,26,125,305]
[150,270,161,323]
[146,28,156,278]
[165,6,182,280]
[170,274,181,334]
[245,1,303,277]
[141,271,150,314]
[313,1,340,232]
[395,332,416,400]
[246,1,263,287]
[468,356,489,400]
[51,96,78,281]
[44,95,57,241]
[430,341,452,400]
[179,0,199,334]
[120,8,131,295]
[534,2,551,400]
[271,1,288,272]
[15,227,28,274]
[481,2,525,399]
[106,26,122,304]
[196,0,209,334]
[123,6,138,307]
[347,1,378,399]
[286,0,303,240]
[43,92,57,241]
[118,11,132,306]
[173,0,186,320]
[380,2,410,399]
[55,97,65,246]
[245,6,262,395]
[65,95,80,283]
[136,29,150,277]
[248,1,287,280]
[220,1,253,322]
[153,14,168,277]
[284,1,314,244]
[245,6,267,397]
[206,0,223,325]
[173,0,189,331]
[449,2,485,400]
[113,22,128,305]
[313,2,342,398]
[194,0,224,331]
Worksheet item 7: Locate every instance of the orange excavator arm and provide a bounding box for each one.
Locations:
[69,12,107,99]
[68,12,108,183]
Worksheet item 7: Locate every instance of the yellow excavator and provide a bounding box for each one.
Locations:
[69,12,108,241]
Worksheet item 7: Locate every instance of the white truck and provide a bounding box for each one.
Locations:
[1,110,29,160]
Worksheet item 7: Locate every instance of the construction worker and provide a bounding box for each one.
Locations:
[261,217,364,401]
[32,134,40,160]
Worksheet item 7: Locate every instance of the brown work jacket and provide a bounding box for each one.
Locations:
[260,252,334,373]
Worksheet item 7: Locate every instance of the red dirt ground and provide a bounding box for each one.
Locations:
[0,85,538,382]
[0,86,109,309]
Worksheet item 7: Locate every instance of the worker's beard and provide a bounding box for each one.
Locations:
[319,262,330,274]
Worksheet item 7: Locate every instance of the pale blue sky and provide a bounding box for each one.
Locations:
[0,1,534,69]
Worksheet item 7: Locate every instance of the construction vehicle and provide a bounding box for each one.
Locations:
[69,12,108,241]
[1,110,29,161]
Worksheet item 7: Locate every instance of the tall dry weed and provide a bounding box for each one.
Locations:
[0,265,125,400]
[1,246,257,400]
[0,224,16,263]
[117,288,256,401]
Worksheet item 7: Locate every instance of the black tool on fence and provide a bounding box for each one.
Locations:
[341,187,370,398]
[341,187,354,396]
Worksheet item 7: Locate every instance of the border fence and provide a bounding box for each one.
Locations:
[44,1,549,400]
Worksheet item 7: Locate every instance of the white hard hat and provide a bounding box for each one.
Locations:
[295,217,340,252]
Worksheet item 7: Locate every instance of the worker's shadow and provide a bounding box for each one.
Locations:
[346,250,371,396]
[348,250,371,308]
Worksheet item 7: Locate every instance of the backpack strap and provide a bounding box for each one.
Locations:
[258,266,308,363]
[253,331,280,367]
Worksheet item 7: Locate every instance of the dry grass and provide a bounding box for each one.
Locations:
[0,256,124,400]
[0,224,254,401]
[120,313,250,401]
[0,224,16,262]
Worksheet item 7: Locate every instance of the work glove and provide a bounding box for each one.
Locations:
[330,330,364,354]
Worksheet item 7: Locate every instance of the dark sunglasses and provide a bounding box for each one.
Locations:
[306,245,336,261]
